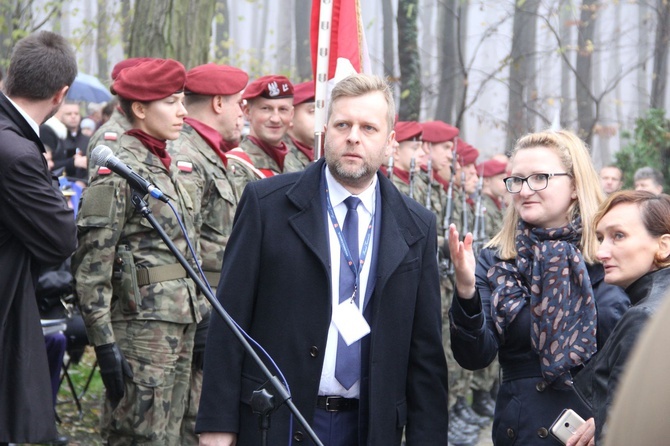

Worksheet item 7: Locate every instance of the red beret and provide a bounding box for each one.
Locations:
[421,120,459,143]
[395,121,422,142]
[456,138,479,166]
[111,57,154,80]
[477,159,507,178]
[242,75,294,100]
[112,59,186,102]
[293,81,315,105]
[185,64,249,96]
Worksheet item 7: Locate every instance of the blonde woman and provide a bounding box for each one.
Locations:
[447,130,629,445]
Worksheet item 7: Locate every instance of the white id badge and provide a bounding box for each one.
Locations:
[333,300,371,346]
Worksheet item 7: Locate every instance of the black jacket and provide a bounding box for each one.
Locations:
[197,159,450,445]
[573,267,670,443]
[0,92,77,442]
[450,248,629,445]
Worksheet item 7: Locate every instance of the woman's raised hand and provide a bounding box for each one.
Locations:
[447,224,477,299]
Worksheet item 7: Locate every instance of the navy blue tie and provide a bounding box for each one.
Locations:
[335,196,362,390]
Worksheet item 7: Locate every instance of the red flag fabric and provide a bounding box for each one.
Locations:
[310,0,364,80]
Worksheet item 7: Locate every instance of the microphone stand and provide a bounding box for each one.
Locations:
[130,191,324,446]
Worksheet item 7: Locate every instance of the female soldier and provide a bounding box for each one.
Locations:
[447,130,629,445]
[73,58,202,445]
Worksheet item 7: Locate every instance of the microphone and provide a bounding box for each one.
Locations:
[91,145,168,202]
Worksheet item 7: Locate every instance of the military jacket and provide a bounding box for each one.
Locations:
[416,169,446,235]
[227,136,304,199]
[169,122,237,281]
[481,193,504,240]
[283,135,312,169]
[86,108,132,179]
[73,134,201,346]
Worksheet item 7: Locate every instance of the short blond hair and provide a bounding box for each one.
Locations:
[327,74,395,136]
[489,129,603,263]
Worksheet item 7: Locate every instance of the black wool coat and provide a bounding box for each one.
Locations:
[0,93,77,443]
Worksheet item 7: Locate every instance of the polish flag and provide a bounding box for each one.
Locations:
[310,0,370,80]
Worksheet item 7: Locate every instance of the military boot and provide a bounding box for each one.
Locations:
[472,389,496,418]
[454,396,490,427]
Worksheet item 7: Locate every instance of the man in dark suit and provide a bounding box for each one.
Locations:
[197,74,449,446]
[0,31,78,445]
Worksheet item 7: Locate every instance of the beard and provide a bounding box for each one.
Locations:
[324,143,380,191]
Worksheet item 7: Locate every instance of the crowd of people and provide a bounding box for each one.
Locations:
[2,29,670,446]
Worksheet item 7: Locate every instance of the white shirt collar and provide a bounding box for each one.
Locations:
[324,166,377,215]
[5,94,40,137]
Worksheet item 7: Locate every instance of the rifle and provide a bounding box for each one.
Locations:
[408,156,416,200]
[460,170,469,236]
[472,171,488,255]
[387,155,394,181]
[440,139,459,277]
[424,157,433,209]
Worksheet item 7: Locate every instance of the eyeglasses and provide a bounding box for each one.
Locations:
[503,173,572,193]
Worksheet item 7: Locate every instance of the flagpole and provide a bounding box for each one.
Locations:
[314,0,334,161]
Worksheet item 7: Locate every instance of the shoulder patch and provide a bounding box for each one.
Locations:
[103,132,118,141]
[97,166,112,175]
[177,161,193,172]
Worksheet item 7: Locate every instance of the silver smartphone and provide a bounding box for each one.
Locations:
[549,408,586,445]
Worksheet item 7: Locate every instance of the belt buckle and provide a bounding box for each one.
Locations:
[325,396,341,412]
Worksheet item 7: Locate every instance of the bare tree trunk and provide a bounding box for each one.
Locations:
[651,0,670,109]
[128,0,215,67]
[559,0,573,127]
[453,1,469,129]
[120,0,132,54]
[294,0,312,80]
[96,0,110,79]
[381,0,395,78]
[258,0,270,71]
[127,1,170,58]
[214,0,230,61]
[506,0,541,150]
[435,0,458,124]
[397,0,421,120]
[576,0,598,145]
[638,2,651,115]
[276,0,293,74]
[172,0,216,68]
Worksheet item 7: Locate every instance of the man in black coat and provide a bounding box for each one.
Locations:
[197,74,449,446]
[0,31,78,445]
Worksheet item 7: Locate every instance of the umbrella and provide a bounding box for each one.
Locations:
[67,72,112,103]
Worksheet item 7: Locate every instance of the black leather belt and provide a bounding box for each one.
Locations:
[316,396,359,412]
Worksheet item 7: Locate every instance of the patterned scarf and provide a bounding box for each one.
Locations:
[487,217,597,388]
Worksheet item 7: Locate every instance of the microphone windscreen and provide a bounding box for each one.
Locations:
[91,145,114,167]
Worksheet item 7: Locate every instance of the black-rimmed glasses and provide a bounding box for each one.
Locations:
[503,173,572,193]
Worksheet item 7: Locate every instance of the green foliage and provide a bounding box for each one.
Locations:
[615,109,670,190]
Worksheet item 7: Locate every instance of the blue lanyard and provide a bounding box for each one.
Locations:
[325,187,374,302]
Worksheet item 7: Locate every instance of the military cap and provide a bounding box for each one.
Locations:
[185,63,249,96]
[478,159,507,178]
[395,121,422,142]
[111,58,185,102]
[293,80,315,105]
[242,75,294,100]
[110,57,154,81]
[456,138,479,166]
[421,120,459,143]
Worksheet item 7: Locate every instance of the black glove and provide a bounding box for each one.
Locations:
[192,312,211,370]
[95,343,133,408]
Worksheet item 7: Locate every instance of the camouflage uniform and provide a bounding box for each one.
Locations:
[85,108,132,179]
[169,121,238,444]
[227,136,304,198]
[481,193,505,238]
[283,134,313,169]
[73,134,202,446]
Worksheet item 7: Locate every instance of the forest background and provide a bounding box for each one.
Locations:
[2,0,670,188]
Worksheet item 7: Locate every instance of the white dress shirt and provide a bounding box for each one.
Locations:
[318,167,377,398]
